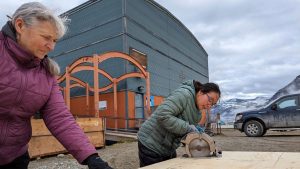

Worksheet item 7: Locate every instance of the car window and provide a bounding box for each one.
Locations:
[276,96,297,109]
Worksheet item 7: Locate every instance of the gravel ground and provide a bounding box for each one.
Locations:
[28,129,300,169]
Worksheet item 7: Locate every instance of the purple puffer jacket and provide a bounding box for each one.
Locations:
[0,22,97,165]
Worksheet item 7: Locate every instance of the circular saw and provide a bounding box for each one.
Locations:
[181,132,222,158]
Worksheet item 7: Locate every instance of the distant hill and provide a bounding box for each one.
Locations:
[212,75,300,123]
[211,97,269,123]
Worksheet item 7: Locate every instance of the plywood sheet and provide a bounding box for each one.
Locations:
[140,151,300,169]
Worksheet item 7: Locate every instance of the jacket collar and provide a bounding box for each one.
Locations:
[1,21,45,68]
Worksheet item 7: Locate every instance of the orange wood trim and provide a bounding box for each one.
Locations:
[87,83,114,92]
[96,52,147,77]
[113,79,117,129]
[69,56,93,72]
[71,66,114,82]
[86,83,89,114]
[116,72,145,82]
[97,69,114,82]
[71,65,94,73]
[69,76,87,87]
[93,55,99,118]
[146,72,151,118]
[65,67,70,110]
[57,73,66,83]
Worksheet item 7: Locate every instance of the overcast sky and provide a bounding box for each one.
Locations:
[1,0,299,100]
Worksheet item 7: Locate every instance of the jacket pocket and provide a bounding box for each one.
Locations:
[6,119,31,146]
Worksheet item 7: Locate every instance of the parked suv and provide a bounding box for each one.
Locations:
[234,93,300,137]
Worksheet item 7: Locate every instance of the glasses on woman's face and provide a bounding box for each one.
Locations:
[206,93,216,106]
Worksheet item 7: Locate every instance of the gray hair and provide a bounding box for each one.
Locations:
[12,2,69,38]
[11,2,69,76]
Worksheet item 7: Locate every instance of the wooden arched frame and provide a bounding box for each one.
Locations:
[57,51,151,120]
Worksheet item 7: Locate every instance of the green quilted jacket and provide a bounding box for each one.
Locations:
[137,80,201,156]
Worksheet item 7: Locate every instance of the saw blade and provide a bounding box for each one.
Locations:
[188,137,211,157]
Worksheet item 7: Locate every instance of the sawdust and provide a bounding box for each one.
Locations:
[28,129,300,169]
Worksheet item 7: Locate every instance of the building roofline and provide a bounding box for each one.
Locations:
[60,0,208,56]
[60,0,102,17]
[147,0,208,56]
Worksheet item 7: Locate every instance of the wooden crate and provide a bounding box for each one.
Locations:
[29,118,105,158]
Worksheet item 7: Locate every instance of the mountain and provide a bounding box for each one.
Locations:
[269,75,300,102]
[211,97,269,123]
[212,75,300,124]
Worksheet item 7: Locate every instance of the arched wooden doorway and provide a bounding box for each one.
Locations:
[57,51,150,129]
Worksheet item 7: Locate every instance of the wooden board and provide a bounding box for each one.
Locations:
[29,118,104,158]
[140,151,300,169]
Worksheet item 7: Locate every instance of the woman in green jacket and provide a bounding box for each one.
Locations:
[137,80,220,167]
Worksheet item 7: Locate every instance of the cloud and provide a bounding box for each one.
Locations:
[156,0,300,99]
[0,0,85,25]
[1,0,299,100]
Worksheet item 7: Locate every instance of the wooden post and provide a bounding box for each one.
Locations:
[86,83,89,115]
[65,67,70,110]
[146,72,151,119]
[93,55,99,118]
[113,78,117,129]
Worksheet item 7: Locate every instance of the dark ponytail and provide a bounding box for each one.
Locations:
[193,80,203,93]
[193,80,221,97]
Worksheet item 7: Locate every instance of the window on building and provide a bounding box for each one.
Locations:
[129,48,147,70]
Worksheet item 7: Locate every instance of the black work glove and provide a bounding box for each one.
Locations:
[85,154,113,169]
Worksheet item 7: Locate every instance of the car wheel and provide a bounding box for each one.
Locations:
[244,120,264,137]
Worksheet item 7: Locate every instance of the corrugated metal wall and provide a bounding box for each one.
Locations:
[50,0,208,99]
[49,0,127,95]
[124,0,208,96]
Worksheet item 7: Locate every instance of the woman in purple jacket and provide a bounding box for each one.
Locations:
[0,2,112,169]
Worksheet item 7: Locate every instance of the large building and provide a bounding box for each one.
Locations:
[50,0,209,129]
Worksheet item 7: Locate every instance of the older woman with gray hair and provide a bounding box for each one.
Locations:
[0,2,112,169]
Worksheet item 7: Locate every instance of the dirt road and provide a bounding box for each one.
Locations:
[29,129,300,169]
[213,129,300,152]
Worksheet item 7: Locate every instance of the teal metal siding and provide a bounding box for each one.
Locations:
[51,0,208,98]
[125,0,208,96]
[49,0,127,92]
[64,0,123,32]
[51,18,124,60]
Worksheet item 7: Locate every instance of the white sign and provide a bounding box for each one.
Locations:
[98,101,107,110]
